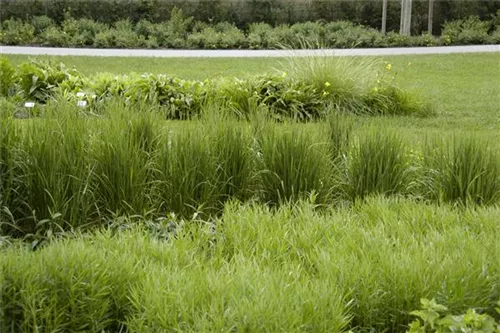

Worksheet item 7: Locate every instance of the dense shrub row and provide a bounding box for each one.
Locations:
[1,12,500,49]
[1,198,500,332]
[2,0,500,35]
[2,106,500,239]
[0,57,433,119]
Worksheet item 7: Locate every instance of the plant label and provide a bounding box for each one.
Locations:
[24,102,35,108]
[76,92,86,97]
[77,100,88,107]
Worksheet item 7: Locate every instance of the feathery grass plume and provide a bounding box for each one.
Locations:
[346,129,410,200]
[277,43,380,114]
[423,135,500,205]
[276,42,433,117]
[256,123,331,205]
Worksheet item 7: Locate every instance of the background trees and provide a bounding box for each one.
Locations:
[1,0,499,35]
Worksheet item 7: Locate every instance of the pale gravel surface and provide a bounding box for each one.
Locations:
[1,45,499,58]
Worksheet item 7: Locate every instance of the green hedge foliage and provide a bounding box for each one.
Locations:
[1,12,500,49]
[1,0,500,34]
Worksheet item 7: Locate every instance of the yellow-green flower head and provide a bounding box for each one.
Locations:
[324,81,331,87]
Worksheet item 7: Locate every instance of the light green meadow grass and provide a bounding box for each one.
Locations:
[1,197,499,332]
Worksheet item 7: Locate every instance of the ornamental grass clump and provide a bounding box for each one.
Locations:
[91,107,160,218]
[346,129,410,200]
[256,124,331,205]
[422,136,500,206]
[278,50,433,117]
[0,112,24,235]
[1,103,95,237]
[204,115,255,205]
[157,124,219,218]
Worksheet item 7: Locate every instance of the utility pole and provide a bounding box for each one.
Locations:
[381,0,388,34]
[428,0,434,34]
[400,0,412,36]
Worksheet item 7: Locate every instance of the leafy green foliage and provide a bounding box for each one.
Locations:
[2,12,499,49]
[407,298,500,333]
[16,60,80,103]
[222,74,325,121]
[441,16,491,45]
[39,26,70,47]
[31,15,55,34]
[124,73,209,119]
[0,18,35,45]
[2,58,431,119]
[187,22,247,49]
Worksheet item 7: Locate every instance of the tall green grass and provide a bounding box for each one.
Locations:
[161,125,219,217]
[422,136,500,205]
[1,102,499,238]
[1,197,499,332]
[256,123,332,205]
[91,113,157,218]
[346,129,410,200]
[0,111,25,236]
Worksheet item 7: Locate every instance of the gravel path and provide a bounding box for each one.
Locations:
[1,45,499,58]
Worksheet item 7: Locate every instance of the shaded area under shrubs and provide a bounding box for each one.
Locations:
[1,11,500,49]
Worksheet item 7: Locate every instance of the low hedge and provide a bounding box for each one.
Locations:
[1,12,500,49]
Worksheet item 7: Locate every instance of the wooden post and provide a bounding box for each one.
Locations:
[382,0,388,34]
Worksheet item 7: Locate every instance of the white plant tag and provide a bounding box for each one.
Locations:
[77,100,87,107]
[24,102,35,108]
[76,92,86,97]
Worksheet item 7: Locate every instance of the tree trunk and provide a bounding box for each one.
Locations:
[400,0,406,34]
[400,0,412,36]
[428,0,434,34]
[381,0,388,34]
